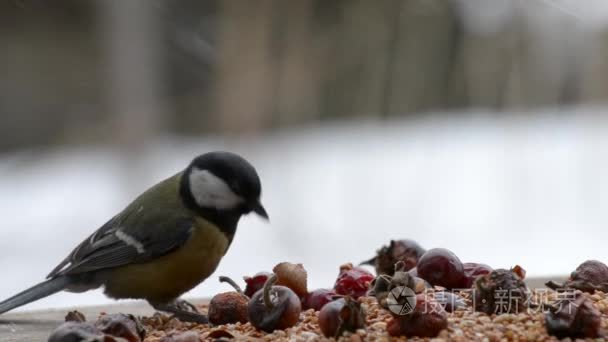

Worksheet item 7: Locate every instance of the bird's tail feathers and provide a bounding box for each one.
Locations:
[0,276,70,314]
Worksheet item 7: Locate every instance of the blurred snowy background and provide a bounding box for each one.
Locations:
[1,0,608,311]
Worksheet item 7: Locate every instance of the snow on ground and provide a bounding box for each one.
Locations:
[1,108,608,311]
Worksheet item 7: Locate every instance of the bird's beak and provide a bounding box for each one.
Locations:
[250,200,269,220]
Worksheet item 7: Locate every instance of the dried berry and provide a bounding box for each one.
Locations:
[65,310,87,322]
[318,297,366,338]
[208,276,249,325]
[417,248,466,289]
[474,267,528,315]
[334,263,375,299]
[302,288,337,311]
[462,262,493,288]
[546,260,608,294]
[545,291,602,339]
[247,274,301,332]
[369,261,430,309]
[94,313,145,342]
[387,294,448,338]
[208,292,249,325]
[243,271,272,298]
[48,321,104,342]
[361,239,426,275]
[273,262,308,298]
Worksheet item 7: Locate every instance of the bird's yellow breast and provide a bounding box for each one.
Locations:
[103,218,229,303]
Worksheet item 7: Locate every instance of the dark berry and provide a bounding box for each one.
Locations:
[48,322,104,342]
[545,291,601,339]
[65,310,86,322]
[243,271,272,298]
[462,262,493,288]
[334,263,375,299]
[417,248,466,289]
[247,274,301,332]
[94,313,145,342]
[474,267,528,315]
[547,260,608,294]
[302,288,337,311]
[318,297,366,338]
[361,239,426,275]
[370,261,430,309]
[387,294,448,338]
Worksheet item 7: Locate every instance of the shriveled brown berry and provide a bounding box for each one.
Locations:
[65,310,86,322]
[361,239,426,275]
[273,262,308,298]
[545,291,602,339]
[387,294,447,338]
[208,292,249,325]
[94,313,145,342]
[474,267,528,315]
[370,261,429,309]
[48,322,104,342]
[547,260,608,294]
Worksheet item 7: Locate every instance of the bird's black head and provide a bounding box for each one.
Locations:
[180,152,268,231]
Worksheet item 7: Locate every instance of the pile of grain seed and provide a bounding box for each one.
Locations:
[140,289,608,341]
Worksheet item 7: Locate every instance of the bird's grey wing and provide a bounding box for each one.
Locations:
[47,214,122,278]
[49,216,193,277]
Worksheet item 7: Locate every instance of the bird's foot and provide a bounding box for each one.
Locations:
[152,301,208,324]
[174,299,200,313]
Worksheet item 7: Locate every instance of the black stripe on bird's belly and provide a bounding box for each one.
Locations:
[196,207,240,243]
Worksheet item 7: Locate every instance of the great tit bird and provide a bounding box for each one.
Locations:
[0,151,268,323]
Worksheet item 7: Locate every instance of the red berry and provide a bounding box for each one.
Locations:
[417,248,465,289]
[462,262,493,288]
[243,272,272,298]
[333,263,375,299]
[302,289,337,311]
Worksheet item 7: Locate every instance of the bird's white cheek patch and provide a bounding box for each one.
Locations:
[189,168,244,210]
[115,230,145,254]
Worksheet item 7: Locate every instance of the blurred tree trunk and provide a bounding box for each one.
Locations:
[213,0,277,134]
[97,0,167,151]
[386,0,457,115]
